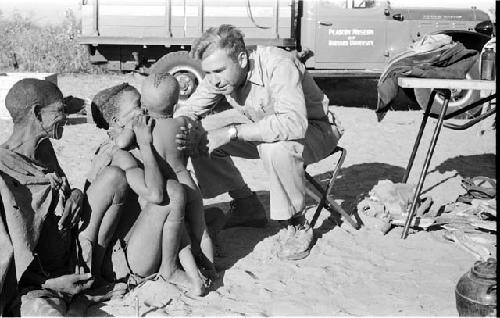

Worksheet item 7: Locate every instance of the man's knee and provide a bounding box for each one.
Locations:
[259,141,304,168]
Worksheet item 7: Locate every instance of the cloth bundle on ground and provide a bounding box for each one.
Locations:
[0,148,58,314]
[357,180,434,234]
[377,34,479,120]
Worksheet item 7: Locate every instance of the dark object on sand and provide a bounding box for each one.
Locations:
[455,258,496,317]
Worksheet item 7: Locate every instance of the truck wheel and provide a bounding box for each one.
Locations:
[149,51,203,105]
[413,56,481,119]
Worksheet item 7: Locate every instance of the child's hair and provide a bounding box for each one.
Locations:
[91,83,139,130]
[5,78,63,124]
[140,72,180,117]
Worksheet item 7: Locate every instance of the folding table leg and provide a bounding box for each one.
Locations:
[402,90,437,183]
[401,89,451,239]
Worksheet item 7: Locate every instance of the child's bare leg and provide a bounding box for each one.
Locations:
[126,202,177,277]
[156,181,198,293]
[79,166,129,282]
[125,180,187,286]
[182,180,216,275]
[177,227,206,296]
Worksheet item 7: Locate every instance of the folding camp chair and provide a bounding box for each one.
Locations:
[295,49,360,230]
[398,77,496,239]
[304,146,361,230]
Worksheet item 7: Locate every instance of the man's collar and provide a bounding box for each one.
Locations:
[246,50,264,86]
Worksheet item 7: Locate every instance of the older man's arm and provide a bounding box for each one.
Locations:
[237,59,308,142]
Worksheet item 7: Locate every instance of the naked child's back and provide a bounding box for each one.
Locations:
[150,116,189,176]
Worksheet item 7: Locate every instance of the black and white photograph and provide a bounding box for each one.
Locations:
[0,0,496,316]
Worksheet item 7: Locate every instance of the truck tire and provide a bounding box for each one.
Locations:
[414,60,481,119]
[149,51,203,105]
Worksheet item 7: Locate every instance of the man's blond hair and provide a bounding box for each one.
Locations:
[190,24,247,61]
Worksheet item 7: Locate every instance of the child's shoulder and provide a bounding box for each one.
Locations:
[153,117,185,133]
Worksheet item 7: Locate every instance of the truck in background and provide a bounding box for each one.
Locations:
[78,0,493,112]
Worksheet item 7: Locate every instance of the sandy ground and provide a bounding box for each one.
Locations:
[0,73,496,316]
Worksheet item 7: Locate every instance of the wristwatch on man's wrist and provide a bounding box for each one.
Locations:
[227,125,239,141]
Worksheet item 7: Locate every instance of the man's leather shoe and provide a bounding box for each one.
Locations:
[277,218,313,261]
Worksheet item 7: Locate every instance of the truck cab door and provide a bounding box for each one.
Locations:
[313,0,389,70]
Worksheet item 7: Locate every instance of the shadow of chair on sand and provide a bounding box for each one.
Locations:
[308,162,406,239]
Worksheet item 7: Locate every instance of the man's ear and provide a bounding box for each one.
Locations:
[238,51,248,68]
[33,104,43,122]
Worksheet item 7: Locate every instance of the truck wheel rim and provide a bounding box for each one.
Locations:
[435,73,474,107]
[169,65,203,100]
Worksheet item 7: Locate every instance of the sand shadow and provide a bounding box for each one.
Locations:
[429,153,496,179]
[203,191,280,290]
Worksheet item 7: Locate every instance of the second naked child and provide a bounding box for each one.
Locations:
[140,73,216,277]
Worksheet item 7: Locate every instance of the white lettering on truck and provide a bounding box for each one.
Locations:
[327,28,374,46]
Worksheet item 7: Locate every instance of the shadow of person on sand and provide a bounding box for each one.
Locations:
[203,190,280,291]
[429,154,496,179]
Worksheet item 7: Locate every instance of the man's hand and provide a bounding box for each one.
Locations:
[132,115,154,147]
[42,273,94,296]
[58,189,84,231]
[177,124,233,155]
[176,120,209,157]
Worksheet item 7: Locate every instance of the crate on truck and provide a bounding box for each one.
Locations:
[79,0,493,112]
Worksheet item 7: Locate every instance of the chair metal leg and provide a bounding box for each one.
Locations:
[402,89,436,183]
[305,147,360,230]
[401,89,451,239]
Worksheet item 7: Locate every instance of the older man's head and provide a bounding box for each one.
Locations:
[5,78,66,139]
[6,78,64,124]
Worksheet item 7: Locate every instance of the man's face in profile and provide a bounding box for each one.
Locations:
[201,48,248,95]
[39,100,66,140]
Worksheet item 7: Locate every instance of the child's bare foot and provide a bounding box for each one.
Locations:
[160,268,206,297]
[186,268,208,297]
